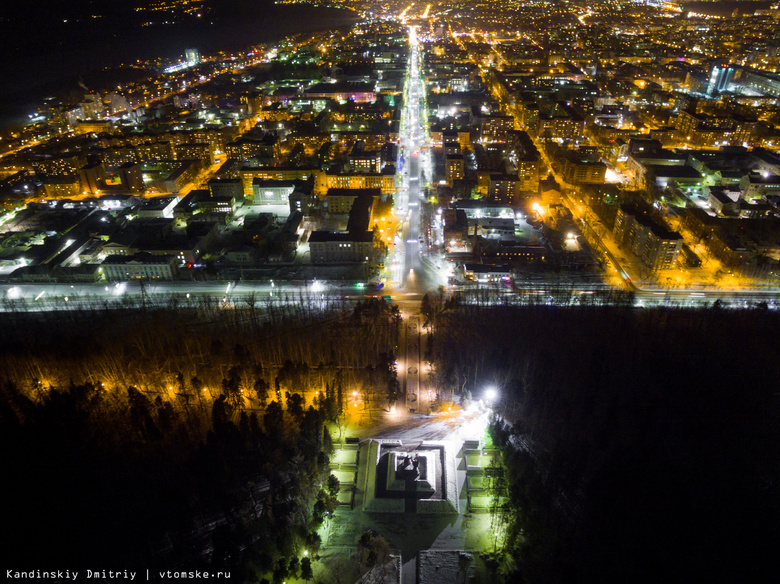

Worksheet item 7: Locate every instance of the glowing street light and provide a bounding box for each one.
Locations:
[485,387,497,401]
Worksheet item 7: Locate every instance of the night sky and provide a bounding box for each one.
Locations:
[0,0,356,124]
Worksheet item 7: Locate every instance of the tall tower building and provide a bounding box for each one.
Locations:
[185,48,200,65]
[706,63,737,96]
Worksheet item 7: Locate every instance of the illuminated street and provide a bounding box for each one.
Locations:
[389,24,447,297]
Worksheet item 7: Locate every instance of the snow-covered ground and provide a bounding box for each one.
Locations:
[343,408,490,444]
[319,409,499,583]
[418,550,485,584]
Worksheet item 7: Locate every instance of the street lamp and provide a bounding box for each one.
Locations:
[485,387,497,402]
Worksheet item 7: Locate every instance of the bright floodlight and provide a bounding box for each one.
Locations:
[485,388,497,401]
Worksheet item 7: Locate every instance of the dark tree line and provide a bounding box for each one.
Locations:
[0,295,400,412]
[432,304,779,583]
[0,297,402,583]
[0,373,341,583]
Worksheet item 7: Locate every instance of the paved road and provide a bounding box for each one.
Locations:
[389,36,444,300]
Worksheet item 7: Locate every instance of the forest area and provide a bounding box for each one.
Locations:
[0,296,401,583]
[431,304,779,583]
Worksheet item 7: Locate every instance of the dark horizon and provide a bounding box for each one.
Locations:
[0,1,358,126]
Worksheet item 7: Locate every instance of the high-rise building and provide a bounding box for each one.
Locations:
[706,63,737,97]
[445,154,465,186]
[614,205,682,271]
[185,48,200,65]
